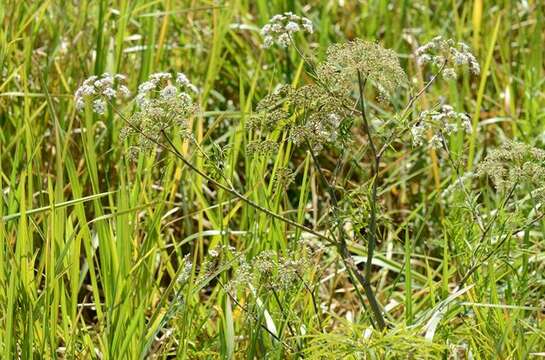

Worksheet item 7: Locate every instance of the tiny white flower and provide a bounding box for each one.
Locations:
[92,99,106,115]
[150,72,171,81]
[178,92,193,106]
[76,98,85,111]
[444,123,458,134]
[136,93,148,107]
[138,81,156,94]
[103,87,117,99]
[416,37,479,78]
[431,113,445,122]
[176,72,190,86]
[417,54,432,65]
[82,85,96,96]
[460,114,472,133]
[119,85,131,98]
[442,68,457,80]
[160,85,177,99]
[415,45,428,56]
[452,51,468,65]
[261,24,271,35]
[271,23,283,33]
[83,75,98,86]
[261,12,313,48]
[433,55,445,65]
[411,124,425,146]
[285,21,299,32]
[328,113,340,127]
[429,135,442,149]
[263,36,273,48]
[302,18,313,33]
[277,33,291,47]
[470,60,480,75]
[441,105,454,113]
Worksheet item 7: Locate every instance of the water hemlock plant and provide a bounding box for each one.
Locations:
[4,2,545,359]
[69,13,543,354]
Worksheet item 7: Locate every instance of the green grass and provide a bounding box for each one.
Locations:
[1,0,545,359]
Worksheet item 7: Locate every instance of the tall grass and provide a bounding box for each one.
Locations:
[1,1,545,358]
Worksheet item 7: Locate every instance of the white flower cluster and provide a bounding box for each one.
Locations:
[135,72,198,107]
[261,12,313,48]
[411,105,472,149]
[416,37,480,80]
[74,73,130,114]
[121,71,198,155]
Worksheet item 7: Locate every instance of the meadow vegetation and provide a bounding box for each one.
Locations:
[1,1,545,358]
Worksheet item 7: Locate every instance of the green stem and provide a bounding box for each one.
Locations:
[306,140,385,330]
[161,129,333,244]
[356,71,379,282]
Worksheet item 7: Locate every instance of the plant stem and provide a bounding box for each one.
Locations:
[218,280,294,351]
[161,130,333,243]
[376,61,447,159]
[306,141,385,330]
[458,184,517,288]
[356,71,380,281]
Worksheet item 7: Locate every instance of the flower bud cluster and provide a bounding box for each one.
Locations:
[261,12,313,48]
[246,139,279,157]
[477,141,545,199]
[272,166,296,190]
[176,254,193,286]
[227,250,308,293]
[248,84,348,154]
[247,85,292,131]
[288,110,343,153]
[316,39,408,102]
[416,36,480,79]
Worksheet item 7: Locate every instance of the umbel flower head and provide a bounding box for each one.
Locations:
[247,84,292,132]
[261,12,313,48]
[227,250,308,292]
[416,36,480,79]
[477,140,545,199]
[248,83,350,154]
[316,39,408,102]
[121,72,198,155]
[411,104,472,148]
[74,73,130,114]
[287,84,348,152]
